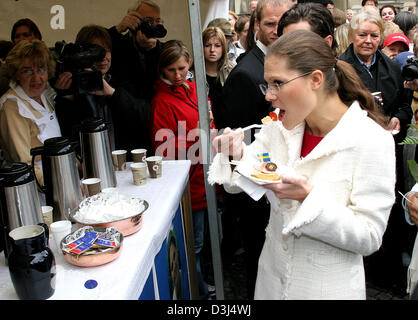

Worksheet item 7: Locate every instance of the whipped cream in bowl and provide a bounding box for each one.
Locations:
[71,191,149,236]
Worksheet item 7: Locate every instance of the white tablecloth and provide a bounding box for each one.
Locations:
[0,160,191,300]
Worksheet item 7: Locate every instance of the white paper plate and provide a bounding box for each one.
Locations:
[236,162,282,185]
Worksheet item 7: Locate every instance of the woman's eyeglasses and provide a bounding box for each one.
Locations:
[259,71,312,96]
[20,67,47,76]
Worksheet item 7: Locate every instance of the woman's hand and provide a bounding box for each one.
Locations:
[387,117,401,132]
[212,127,244,159]
[90,79,115,96]
[264,174,313,202]
[407,192,418,227]
[54,72,72,90]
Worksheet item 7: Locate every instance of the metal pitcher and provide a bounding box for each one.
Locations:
[80,117,116,189]
[30,137,83,221]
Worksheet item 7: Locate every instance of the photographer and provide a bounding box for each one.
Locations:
[53,25,152,159]
[107,0,167,100]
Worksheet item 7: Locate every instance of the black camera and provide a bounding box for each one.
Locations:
[136,21,167,38]
[53,41,106,95]
[401,57,418,81]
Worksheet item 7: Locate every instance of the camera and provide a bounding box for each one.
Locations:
[53,41,106,95]
[401,56,418,81]
[136,20,167,38]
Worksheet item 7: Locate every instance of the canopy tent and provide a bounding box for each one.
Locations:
[0,0,228,50]
[0,0,229,300]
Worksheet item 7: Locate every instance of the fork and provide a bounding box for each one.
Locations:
[240,124,263,132]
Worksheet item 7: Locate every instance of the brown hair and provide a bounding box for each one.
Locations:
[267,30,388,127]
[11,18,42,43]
[5,39,55,83]
[75,24,112,51]
[158,40,192,89]
[245,10,257,51]
[254,0,293,22]
[332,8,347,28]
[202,27,228,74]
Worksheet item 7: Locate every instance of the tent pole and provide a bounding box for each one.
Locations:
[187,0,225,300]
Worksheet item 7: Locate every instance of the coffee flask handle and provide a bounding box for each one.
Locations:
[70,141,83,163]
[30,146,46,193]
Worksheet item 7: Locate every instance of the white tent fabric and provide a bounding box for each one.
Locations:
[202,0,229,29]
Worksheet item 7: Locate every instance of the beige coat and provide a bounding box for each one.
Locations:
[208,102,396,299]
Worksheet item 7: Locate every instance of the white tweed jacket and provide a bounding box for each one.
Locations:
[208,102,396,299]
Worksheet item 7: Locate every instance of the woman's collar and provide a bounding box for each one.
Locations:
[160,71,194,86]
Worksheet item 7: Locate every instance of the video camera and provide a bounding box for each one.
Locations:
[135,20,167,38]
[53,41,105,95]
[402,57,418,81]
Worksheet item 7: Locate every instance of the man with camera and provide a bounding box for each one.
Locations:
[107,0,166,100]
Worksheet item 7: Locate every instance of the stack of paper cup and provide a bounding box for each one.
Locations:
[50,220,72,254]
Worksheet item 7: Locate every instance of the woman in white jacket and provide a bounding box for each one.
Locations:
[208,30,397,299]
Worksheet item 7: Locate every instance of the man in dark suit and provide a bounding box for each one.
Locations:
[217,0,292,299]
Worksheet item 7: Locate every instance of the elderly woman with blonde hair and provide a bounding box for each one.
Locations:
[0,40,61,185]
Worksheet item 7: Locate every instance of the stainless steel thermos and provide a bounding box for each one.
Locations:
[0,162,43,260]
[80,117,116,189]
[30,137,83,221]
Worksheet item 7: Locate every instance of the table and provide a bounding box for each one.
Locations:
[0,160,196,300]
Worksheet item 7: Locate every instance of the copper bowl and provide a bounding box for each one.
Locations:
[69,200,149,237]
[60,227,123,267]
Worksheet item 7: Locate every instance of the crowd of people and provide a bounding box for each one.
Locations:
[0,0,417,300]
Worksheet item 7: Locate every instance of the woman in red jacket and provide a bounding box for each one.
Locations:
[150,40,214,300]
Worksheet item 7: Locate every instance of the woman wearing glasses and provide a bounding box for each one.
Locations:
[0,40,61,185]
[208,30,396,299]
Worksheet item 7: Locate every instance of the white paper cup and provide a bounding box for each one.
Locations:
[145,156,162,178]
[112,150,127,171]
[41,206,53,228]
[131,149,147,163]
[131,162,147,186]
[82,178,101,197]
[101,187,118,194]
[50,220,72,253]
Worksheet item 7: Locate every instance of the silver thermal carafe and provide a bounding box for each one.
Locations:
[80,117,116,189]
[0,162,43,261]
[30,137,83,221]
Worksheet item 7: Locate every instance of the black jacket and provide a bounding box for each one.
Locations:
[54,79,152,160]
[217,45,272,140]
[107,26,161,101]
[339,44,413,140]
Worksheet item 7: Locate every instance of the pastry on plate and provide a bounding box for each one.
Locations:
[251,161,280,181]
